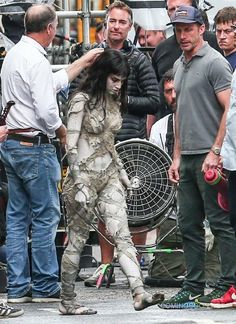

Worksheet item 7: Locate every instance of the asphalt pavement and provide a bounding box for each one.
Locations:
[1,267,236,324]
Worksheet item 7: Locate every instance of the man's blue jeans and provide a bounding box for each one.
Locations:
[0,139,61,298]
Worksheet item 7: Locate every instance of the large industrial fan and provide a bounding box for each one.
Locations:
[115,139,176,232]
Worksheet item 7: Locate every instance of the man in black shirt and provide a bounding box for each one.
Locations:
[152,0,222,119]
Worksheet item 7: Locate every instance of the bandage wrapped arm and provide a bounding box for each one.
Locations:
[115,152,132,191]
[67,148,81,185]
[66,96,83,184]
[66,95,90,206]
[119,168,131,189]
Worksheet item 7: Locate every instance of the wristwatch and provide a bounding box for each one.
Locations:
[211,146,221,155]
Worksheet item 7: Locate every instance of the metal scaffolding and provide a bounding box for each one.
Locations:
[0,0,107,63]
[56,0,107,63]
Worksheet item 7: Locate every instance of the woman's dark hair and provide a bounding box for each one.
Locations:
[79,49,129,112]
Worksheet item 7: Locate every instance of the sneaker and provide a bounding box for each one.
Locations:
[32,289,61,303]
[158,289,202,309]
[0,302,24,318]
[59,298,97,315]
[8,289,32,303]
[196,288,227,307]
[84,264,115,287]
[210,286,236,309]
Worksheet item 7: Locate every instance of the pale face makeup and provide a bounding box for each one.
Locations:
[106,74,125,97]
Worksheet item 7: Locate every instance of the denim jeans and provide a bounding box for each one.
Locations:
[0,139,61,298]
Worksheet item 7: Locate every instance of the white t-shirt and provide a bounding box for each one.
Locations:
[149,114,172,153]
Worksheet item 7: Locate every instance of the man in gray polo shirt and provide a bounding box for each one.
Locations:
[159,5,236,309]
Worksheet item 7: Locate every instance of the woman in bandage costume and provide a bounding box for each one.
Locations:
[59,49,164,315]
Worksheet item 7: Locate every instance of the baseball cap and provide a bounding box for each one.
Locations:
[167,5,204,25]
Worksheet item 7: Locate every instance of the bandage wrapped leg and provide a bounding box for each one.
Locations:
[118,242,164,310]
[60,174,100,315]
[60,212,98,315]
[60,183,95,303]
[98,180,164,311]
[60,226,89,300]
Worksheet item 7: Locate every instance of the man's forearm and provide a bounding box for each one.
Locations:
[212,108,228,150]
[173,112,180,161]
[212,88,231,150]
[55,124,67,146]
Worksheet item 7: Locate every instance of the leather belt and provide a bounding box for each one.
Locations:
[7,133,52,145]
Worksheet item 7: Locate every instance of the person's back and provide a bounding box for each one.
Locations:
[0,4,66,305]
[0,3,103,305]
[1,38,55,132]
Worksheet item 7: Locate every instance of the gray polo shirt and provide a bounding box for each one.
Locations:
[174,42,232,155]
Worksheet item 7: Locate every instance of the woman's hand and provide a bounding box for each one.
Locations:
[119,169,131,188]
[75,184,90,208]
[119,169,133,196]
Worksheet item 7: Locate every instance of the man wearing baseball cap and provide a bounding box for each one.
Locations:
[159,5,236,309]
[166,5,203,25]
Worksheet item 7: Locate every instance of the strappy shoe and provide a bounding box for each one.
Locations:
[59,299,97,315]
[84,263,115,288]
[133,292,165,311]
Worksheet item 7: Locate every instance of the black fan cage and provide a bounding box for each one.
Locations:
[115,139,176,228]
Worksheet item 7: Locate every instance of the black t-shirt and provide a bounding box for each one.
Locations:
[152,30,222,82]
[226,51,236,71]
[2,14,25,44]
